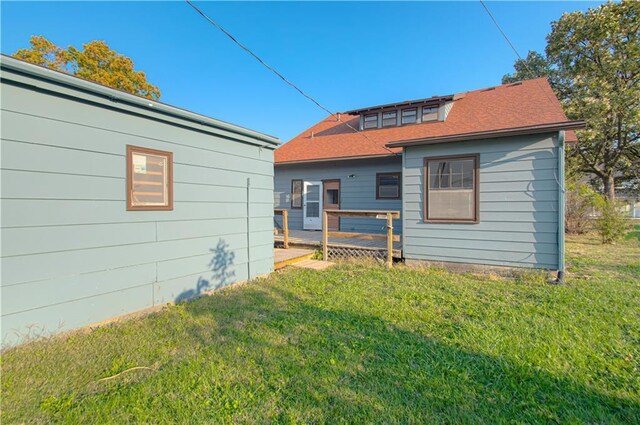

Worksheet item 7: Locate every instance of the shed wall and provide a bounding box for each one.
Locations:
[1,73,275,345]
[274,157,403,234]
[402,133,560,270]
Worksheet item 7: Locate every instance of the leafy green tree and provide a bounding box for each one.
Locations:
[502,51,555,84]
[593,197,632,244]
[13,36,161,100]
[502,2,640,199]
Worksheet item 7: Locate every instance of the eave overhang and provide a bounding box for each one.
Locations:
[385,120,586,148]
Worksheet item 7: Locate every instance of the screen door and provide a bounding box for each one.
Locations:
[303,181,322,230]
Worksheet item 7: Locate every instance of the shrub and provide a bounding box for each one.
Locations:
[565,182,598,234]
[593,197,632,244]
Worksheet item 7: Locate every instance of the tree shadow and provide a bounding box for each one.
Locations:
[175,239,236,303]
[181,283,640,423]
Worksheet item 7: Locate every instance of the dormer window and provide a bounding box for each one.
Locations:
[363,113,378,129]
[401,108,417,125]
[422,106,438,122]
[382,111,397,127]
[347,95,452,130]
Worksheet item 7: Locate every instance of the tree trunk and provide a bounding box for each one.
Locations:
[603,175,616,200]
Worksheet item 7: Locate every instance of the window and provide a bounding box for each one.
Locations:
[422,106,439,122]
[291,179,302,209]
[363,113,378,129]
[401,108,417,125]
[382,111,397,127]
[425,155,478,222]
[376,172,401,199]
[326,189,339,204]
[127,145,173,211]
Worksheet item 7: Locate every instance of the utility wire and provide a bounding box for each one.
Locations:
[479,0,563,107]
[479,0,569,194]
[185,0,399,156]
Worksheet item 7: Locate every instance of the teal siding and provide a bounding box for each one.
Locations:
[402,133,561,270]
[274,157,403,234]
[1,60,277,346]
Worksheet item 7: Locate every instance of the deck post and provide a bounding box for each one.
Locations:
[282,209,289,249]
[322,211,329,261]
[386,212,393,269]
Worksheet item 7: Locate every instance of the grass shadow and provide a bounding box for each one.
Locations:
[3,264,639,423]
[175,282,640,423]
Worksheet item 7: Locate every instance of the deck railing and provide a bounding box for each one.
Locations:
[323,210,400,268]
[274,209,289,249]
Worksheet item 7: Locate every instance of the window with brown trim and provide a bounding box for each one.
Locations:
[376,172,401,199]
[424,155,479,223]
[291,179,302,209]
[363,113,378,129]
[127,145,173,211]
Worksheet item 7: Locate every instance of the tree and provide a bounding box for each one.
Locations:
[501,50,572,102]
[502,2,640,199]
[502,51,555,84]
[13,36,161,100]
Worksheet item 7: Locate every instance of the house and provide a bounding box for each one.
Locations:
[0,55,279,346]
[274,78,584,276]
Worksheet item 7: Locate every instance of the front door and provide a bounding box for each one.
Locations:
[323,180,340,231]
[303,181,322,230]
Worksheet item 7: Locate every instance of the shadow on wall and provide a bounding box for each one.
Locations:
[175,239,236,303]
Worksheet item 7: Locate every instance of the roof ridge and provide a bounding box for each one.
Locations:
[460,77,549,97]
[275,76,574,163]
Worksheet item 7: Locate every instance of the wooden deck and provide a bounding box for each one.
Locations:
[274,248,315,270]
[275,230,402,255]
[292,259,335,270]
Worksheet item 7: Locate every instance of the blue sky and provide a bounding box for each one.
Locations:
[2,1,600,141]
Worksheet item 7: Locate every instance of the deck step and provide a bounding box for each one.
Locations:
[274,248,315,270]
[292,259,335,270]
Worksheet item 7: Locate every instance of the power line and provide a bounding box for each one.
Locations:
[184,0,399,156]
[479,0,562,107]
[479,1,525,65]
[479,0,569,194]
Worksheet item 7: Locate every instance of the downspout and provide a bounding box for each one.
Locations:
[401,147,406,259]
[557,131,565,283]
[246,177,251,281]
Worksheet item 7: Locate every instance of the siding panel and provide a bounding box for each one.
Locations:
[402,133,560,270]
[1,65,276,346]
[274,157,403,234]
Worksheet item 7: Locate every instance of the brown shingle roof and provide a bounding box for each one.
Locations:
[275,78,579,164]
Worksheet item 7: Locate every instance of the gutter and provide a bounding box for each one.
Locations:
[275,153,400,166]
[0,55,280,148]
[385,121,586,148]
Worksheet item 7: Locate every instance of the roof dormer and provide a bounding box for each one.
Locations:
[343,94,455,131]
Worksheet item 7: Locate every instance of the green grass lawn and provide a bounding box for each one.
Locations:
[2,233,639,424]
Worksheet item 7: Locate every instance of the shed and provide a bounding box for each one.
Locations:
[0,55,279,346]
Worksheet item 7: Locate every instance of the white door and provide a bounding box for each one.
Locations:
[303,181,322,230]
